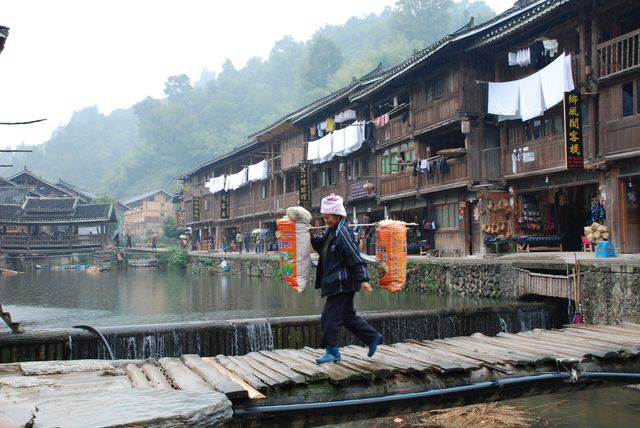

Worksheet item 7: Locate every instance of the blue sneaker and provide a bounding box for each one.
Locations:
[316,346,341,364]
[368,334,383,357]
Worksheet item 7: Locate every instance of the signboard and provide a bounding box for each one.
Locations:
[298,163,311,209]
[563,90,584,169]
[220,191,229,219]
[350,180,369,199]
[192,197,200,222]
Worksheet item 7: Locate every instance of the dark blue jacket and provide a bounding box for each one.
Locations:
[311,217,370,297]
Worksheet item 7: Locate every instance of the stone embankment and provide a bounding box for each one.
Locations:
[189,251,640,324]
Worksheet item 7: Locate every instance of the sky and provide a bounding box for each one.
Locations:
[0,0,511,150]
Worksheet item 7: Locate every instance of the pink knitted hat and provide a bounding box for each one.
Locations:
[320,193,347,217]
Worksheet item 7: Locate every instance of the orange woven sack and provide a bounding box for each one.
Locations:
[276,217,310,292]
[375,220,407,292]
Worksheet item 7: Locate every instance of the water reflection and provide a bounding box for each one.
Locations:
[0,269,496,329]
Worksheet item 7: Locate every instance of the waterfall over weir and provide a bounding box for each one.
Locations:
[1,302,566,363]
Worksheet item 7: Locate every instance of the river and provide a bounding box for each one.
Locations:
[0,269,495,329]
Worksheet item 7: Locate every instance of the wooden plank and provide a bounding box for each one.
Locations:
[180,355,248,400]
[203,358,265,400]
[335,353,393,379]
[141,362,173,390]
[496,333,588,361]
[467,334,560,363]
[340,345,420,374]
[518,331,623,359]
[158,357,212,392]
[406,339,483,370]
[298,347,368,383]
[558,329,640,353]
[125,363,150,388]
[464,334,543,364]
[563,326,640,346]
[214,355,268,393]
[436,338,510,365]
[335,346,401,376]
[231,354,294,387]
[391,343,467,372]
[375,345,435,372]
[264,349,328,380]
[568,324,640,342]
[245,352,306,385]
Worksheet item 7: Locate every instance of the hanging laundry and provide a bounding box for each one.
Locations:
[364,122,377,145]
[307,138,320,164]
[225,168,248,191]
[412,161,418,176]
[542,39,559,57]
[332,127,347,157]
[248,159,269,182]
[309,126,317,137]
[519,71,544,121]
[315,133,334,164]
[334,109,356,124]
[343,121,365,154]
[326,118,335,132]
[489,53,574,122]
[402,110,409,123]
[488,80,520,117]
[438,157,449,174]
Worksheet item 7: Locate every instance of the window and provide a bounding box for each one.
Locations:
[204,199,208,211]
[322,166,336,187]
[261,183,268,199]
[506,107,564,145]
[348,159,362,180]
[380,142,416,175]
[426,77,444,102]
[435,202,459,229]
[623,82,634,117]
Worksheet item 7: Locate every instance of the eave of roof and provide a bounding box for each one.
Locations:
[123,189,173,206]
[349,0,569,101]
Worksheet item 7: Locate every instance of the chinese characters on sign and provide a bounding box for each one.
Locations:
[563,90,584,169]
[220,191,229,219]
[350,180,369,199]
[192,197,200,222]
[298,163,311,209]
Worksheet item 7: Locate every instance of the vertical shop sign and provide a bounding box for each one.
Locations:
[563,90,584,169]
[298,163,311,209]
[192,197,200,222]
[220,191,229,219]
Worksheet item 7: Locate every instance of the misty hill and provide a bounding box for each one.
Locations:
[5,0,496,199]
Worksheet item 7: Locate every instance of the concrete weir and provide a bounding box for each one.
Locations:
[0,302,565,363]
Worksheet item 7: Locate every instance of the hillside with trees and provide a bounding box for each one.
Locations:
[5,0,496,199]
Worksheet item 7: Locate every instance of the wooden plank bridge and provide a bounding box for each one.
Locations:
[2,323,640,427]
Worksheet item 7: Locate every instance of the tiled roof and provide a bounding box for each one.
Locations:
[123,189,172,206]
[22,197,77,213]
[8,168,71,196]
[0,200,113,224]
[55,180,96,201]
[0,187,29,205]
[350,0,570,101]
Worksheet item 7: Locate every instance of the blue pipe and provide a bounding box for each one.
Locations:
[234,372,640,417]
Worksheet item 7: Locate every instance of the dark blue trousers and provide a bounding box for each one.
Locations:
[320,291,380,348]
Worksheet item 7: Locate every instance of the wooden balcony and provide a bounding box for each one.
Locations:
[0,234,104,251]
[597,28,640,80]
[412,94,460,133]
[418,157,468,192]
[273,192,299,213]
[376,114,411,146]
[601,114,640,158]
[501,136,566,178]
[379,172,417,200]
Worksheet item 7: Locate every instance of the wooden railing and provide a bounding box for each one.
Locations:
[412,94,460,132]
[501,136,566,177]
[601,114,640,156]
[419,157,468,189]
[376,114,411,145]
[0,234,104,250]
[597,28,640,79]
[379,172,417,197]
[312,184,343,208]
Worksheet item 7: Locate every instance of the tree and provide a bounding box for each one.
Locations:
[302,36,343,89]
[164,74,192,99]
[163,215,180,239]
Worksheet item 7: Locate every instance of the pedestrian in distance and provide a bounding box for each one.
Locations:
[150,233,158,252]
[126,234,132,248]
[310,193,383,364]
[236,231,244,253]
[244,230,251,253]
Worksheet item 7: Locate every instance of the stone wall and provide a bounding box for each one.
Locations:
[582,264,640,324]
